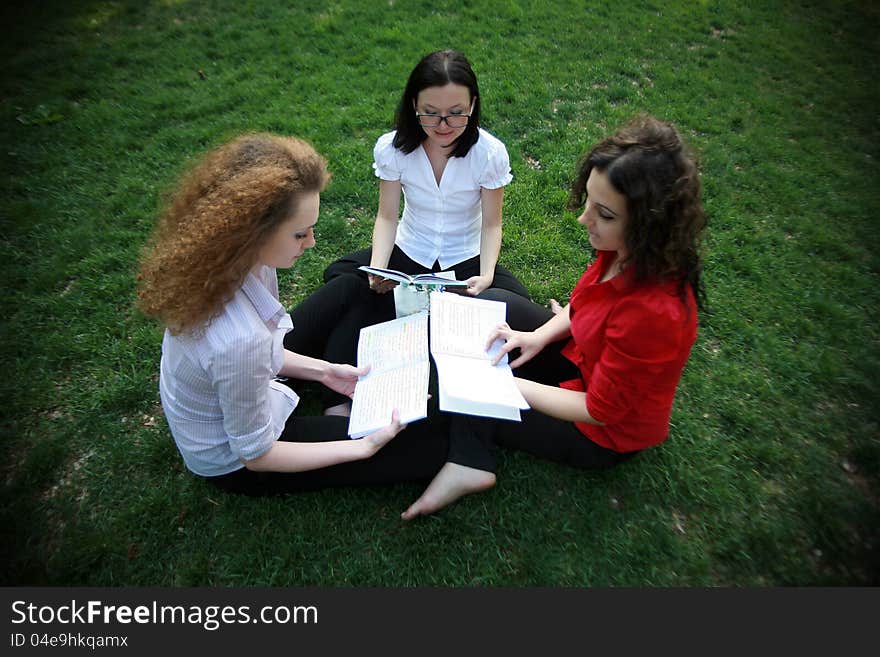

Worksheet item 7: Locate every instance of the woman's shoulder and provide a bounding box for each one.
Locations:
[374,130,397,151]
[613,278,696,330]
[472,128,509,157]
[373,130,409,179]
[373,130,399,160]
[202,290,271,351]
[468,128,512,187]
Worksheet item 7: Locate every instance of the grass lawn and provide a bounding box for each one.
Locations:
[1,0,877,586]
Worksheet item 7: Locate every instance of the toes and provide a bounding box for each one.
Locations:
[401,503,422,521]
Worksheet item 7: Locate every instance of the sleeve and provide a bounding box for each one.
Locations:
[585,296,683,424]
[372,131,402,181]
[477,136,513,189]
[209,332,278,462]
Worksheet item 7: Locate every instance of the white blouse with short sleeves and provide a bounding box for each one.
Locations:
[372,127,513,270]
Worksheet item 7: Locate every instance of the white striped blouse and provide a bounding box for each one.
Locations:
[159,266,300,476]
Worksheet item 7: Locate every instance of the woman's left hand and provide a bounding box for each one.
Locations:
[464,274,493,296]
[322,363,369,398]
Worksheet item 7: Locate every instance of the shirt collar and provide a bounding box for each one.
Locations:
[241,267,286,328]
[597,250,634,292]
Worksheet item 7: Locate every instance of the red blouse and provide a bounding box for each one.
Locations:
[560,250,697,453]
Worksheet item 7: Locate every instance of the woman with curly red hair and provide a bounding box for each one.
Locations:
[401,115,707,517]
[136,133,494,505]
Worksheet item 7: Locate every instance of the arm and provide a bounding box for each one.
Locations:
[368,179,403,293]
[244,410,405,472]
[213,332,401,475]
[487,304,573,368]
[465,186,504,296]
[280,349,366,399]
[532,303,573,346]
[515,378,604,425]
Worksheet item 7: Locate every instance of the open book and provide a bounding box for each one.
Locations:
[347,292,529,437]
[429,291,530,421]
[347,312,430,439]
[358,265,468,288]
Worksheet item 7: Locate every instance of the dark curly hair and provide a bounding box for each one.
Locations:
[568,114,707,312]
[136,133,330,334]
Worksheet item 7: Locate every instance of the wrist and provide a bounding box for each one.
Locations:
[359,435,380,458]
[532,326,551,346]
[317,360,333,382]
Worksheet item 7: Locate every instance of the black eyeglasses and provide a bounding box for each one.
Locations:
[413,98,476,128]
[415,111,472,128]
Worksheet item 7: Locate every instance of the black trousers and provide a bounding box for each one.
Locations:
[323,244,532,300]
[208,414,452,496]
[469,288,638,470]
[206,276,497,496]
[284,274,385,371]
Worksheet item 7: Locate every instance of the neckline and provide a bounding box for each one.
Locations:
[419,142,451,188]
[596,251,629,287]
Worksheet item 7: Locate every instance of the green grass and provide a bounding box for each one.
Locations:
[1,0,877,586]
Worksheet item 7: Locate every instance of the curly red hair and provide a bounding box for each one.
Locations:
[137,133,329,333]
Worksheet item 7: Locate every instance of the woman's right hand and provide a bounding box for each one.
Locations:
[368,273,398,295]
[363,408,406,454]
[486,323,546,369]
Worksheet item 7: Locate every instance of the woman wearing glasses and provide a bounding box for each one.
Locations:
[323,49,529,300]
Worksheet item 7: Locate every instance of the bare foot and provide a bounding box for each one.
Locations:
[401,462,496,520]
[324,402,352,417]
[549,298,563,314]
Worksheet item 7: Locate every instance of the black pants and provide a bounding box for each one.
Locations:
[284,274,385,370]
[279,274,388,408]
[208,414,452,496]
[470,289,637,470]
[323,245,532,300]
[207,277,496,496]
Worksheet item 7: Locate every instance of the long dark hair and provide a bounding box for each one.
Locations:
[568,114,707,312]
[391,50,481,158]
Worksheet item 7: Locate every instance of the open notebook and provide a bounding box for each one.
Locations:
[346,292,528,438]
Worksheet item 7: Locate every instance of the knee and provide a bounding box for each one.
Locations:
[323,258,358,283]
[315,273,370,310]
[476,288,518,304]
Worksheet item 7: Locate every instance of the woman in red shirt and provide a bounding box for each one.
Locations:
[402,115,706,516]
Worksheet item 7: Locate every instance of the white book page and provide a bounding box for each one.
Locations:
[357,265,413,285]
[357,312,428,373]
[412,270,467,286]
[437,380,521,421]
[348,361,430,439]
[358,266,466,287]
[433,355,529,412]
[429,291,507,361]
[347,313,430,438]
[429,292,529,421]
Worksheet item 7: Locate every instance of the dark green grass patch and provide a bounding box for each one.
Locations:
[1,0,878,586]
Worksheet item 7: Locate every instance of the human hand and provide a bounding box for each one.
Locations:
[368,274,397,294]
[322,362,370,398]
[485,322,545,368]
[463,274,492,296]
[364,408,407,454]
